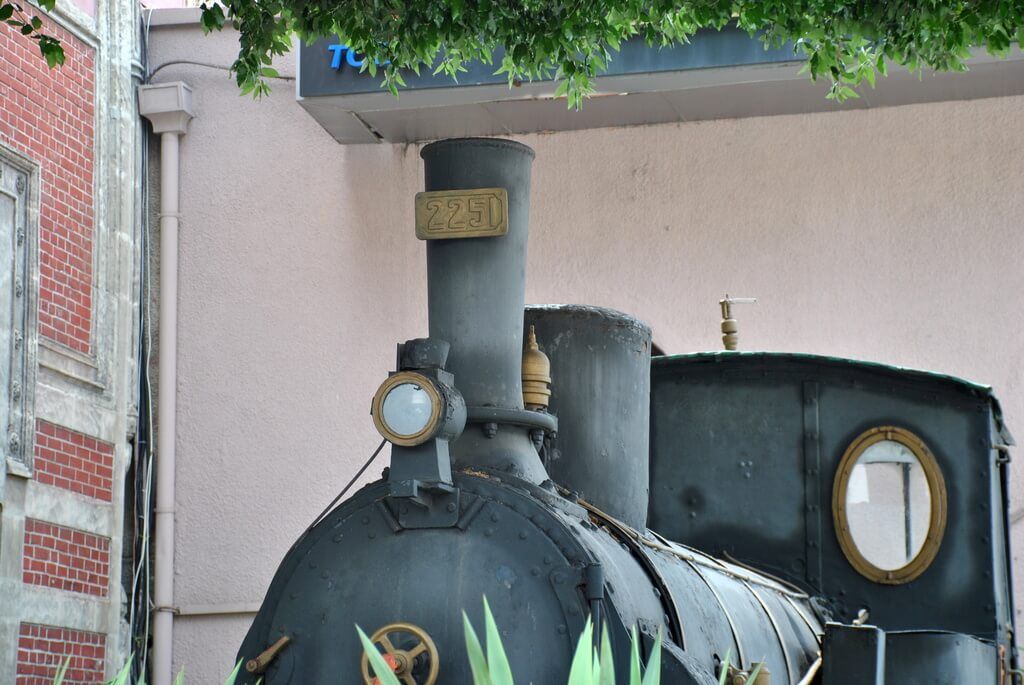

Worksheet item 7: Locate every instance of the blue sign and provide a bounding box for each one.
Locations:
[327,44,365,69]
[326,44,389,71]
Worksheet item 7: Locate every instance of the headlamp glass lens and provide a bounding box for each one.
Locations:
[381,382,434,437]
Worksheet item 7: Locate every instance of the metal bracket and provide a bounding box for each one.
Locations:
[385,484,461,529]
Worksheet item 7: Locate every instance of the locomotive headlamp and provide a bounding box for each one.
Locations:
[374,338,467,512]
[372,372,445,447]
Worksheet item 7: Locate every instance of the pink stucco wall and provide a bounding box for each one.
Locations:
[148,23,1024,682]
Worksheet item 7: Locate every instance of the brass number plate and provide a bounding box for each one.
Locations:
[414,188,508,240]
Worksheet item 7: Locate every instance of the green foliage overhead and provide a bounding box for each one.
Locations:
[198,0,1024,104]
[1,1,65,67]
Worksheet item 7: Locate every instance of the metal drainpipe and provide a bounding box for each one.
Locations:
[138,82,194,685]
[152,128,179,685]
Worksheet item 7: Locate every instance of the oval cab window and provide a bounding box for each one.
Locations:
[833,426,947,584]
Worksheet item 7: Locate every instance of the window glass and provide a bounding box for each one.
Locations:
[845,440,932,570]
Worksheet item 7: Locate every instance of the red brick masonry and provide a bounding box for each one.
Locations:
[16,623,106,684]
[22,518,110,597]
[33,420,114,502]
[0,17,96,354]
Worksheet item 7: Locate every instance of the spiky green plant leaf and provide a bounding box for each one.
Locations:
[641,630,661,685]
[356,627,401,685]
[482,597,514,685]
[629,626,643,685]
[173,666,186,685]
[463,611,492,685]
[102,653,132,685]
[222,660,245,685]
[598,624,615,685]
[52,656,69,685]
[566,618,595,685]
[717,649,733,685]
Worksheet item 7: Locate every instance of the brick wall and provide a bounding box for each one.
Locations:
[22,519,110,597]
[16,623,106,685]
[33,420,114,502]
[0,16,96,354]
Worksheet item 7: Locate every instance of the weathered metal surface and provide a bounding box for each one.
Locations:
[414,187,508,240]
[236,474,591,684]
[421,139,548,484]
[235,466,824,685]
[525,304,652,529]
[649,352,1014,655]
[884,630,999,684]
[821,623,885,685]
[822,624,1001,685]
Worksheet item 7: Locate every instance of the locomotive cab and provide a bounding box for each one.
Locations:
[650,352,1018,683]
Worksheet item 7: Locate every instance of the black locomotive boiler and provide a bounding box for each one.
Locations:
[235,139,1018,684]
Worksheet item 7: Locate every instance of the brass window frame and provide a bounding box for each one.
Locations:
[832,425,947,585]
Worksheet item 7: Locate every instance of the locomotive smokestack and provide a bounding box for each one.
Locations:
[420,138,548,483]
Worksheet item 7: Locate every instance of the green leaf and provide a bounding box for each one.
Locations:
[717,649,732,685]
[482,597,514,685]
[260,66,279,78]
[629,627,642,685]
[38,36,64,68]
[567,618,594,685]
[199,4,226,33]
[173,666,186,685]
[641,629,661,685]
[0,6,14,21]
[39,0,56,10]
[864,65,876,88]
[222,659,244,685]
[598,624,615,685]
[463,611,492,685]
[52,656,70,685]
[356,627,401,685]
[103,652,133,685]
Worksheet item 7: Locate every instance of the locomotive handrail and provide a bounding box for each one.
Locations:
[722,550,812,599]
[575,495,811,600]
[795,652,822,685]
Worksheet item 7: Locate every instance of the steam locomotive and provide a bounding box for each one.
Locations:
[234,139,1018,684]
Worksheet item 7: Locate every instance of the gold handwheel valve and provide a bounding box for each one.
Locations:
[360,622,439,685]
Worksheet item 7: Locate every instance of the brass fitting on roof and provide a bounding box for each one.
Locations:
[719,295,757,351]
[522,325,552,410]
